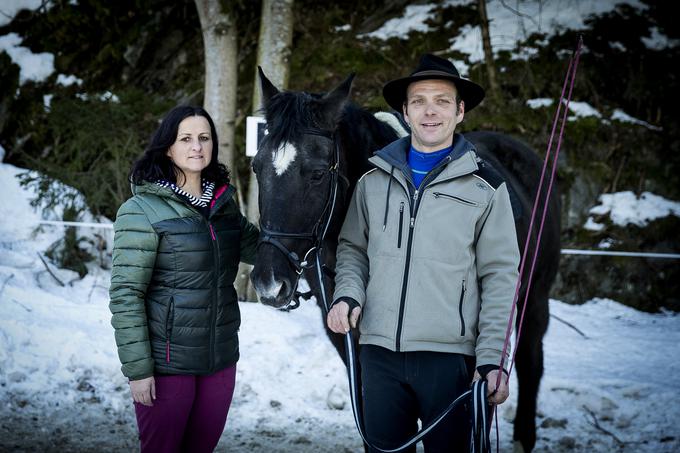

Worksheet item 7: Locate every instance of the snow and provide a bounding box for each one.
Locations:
[43,93,52,111]
[587,191,680,228]
[358,3,440,40]
[1,160,680,452]
[75,91,121,103]
[0,33,55,85]
[527,98,553,109]
[357,0,647,71]
[56,74,83,87]
[612,109,662,131]
[0,0,43,26]
[641,26,680,50]
[566,101,602,119]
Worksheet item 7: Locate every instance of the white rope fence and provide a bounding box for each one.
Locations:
[38,220,680,259]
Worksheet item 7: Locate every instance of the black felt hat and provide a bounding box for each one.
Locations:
[382,53,485,112]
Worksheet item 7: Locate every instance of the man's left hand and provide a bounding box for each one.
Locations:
[473,369,509,405]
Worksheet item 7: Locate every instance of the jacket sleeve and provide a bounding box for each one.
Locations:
[333,179,370,307]
[239,214,259,265]
[473,182,520,369]
[109,198,158,381]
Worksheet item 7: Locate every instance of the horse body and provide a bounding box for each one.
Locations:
[251,70,560,452]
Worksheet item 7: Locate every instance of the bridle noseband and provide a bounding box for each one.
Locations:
[257,127,348,309]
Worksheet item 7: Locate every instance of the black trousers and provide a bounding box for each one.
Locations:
[360,345,475,453]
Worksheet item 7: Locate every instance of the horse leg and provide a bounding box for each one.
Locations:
[513,289,549,453]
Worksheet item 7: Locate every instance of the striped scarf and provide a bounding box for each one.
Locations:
[156,179,215,207]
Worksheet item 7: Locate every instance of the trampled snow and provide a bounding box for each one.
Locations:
[1,158,679,452]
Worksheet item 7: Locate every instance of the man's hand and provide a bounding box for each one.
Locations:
[130,376,156,406]
[327,301,361,333]
[473,369,509,405]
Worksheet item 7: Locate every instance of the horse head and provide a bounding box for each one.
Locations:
[251,68,354,308]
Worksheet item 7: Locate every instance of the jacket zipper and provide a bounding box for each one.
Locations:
[165,297,175,363]
[433,192,479,206]
[458,280,466,336]
[395,156,453,351]
[397,202,404,248]
[208,220,219,372]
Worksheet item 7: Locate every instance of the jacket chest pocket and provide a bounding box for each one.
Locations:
[432,192,479,207]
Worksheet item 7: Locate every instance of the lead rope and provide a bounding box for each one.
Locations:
[490,36,584,452]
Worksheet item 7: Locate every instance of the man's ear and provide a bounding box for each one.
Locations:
[402,103,409,125]
[457,100,465,123]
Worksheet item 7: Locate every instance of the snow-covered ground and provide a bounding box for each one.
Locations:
[1,156,680,453]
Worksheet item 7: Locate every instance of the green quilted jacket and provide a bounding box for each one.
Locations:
[109,182,258,380]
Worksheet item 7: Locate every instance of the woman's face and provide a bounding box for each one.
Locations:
[166,115,213,180]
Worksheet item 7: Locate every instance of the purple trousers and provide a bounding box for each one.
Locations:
[134,365,236,453]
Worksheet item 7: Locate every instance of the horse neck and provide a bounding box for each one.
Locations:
[337,105,399,188]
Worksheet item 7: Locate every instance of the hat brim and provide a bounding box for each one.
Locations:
[383,71,486,113]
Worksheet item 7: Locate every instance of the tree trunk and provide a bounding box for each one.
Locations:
[477,0,500,101]
[238,0,295,301]
[194,0,238,173]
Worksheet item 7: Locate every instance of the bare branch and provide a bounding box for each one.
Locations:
[0,273,14,298]
[499,0,539,28]
[550,314,589,338]
[36,252,65,287]
[582,405,625,446]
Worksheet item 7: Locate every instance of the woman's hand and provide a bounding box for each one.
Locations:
[130,376,156,406]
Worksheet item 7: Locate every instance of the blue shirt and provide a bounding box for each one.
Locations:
[408,145,453,188]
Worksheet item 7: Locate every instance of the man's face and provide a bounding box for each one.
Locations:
[403,79,464,153]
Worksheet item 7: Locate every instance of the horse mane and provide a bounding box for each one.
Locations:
[260,91,320,152]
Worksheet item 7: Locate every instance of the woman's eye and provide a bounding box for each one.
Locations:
[200,136,210,141]
[180,137,190,142]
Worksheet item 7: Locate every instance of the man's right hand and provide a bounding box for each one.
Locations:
[130,376,156,406]
[327,301,361,333]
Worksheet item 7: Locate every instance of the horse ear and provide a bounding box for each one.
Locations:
[318,73,355,127]
[258,66,280,107]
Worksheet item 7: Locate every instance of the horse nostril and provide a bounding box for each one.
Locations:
[279,277,292,298]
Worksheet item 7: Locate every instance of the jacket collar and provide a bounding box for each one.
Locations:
[369,133,479,187]
[132,181,236,217]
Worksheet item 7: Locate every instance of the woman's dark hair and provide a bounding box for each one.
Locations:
[130,105,230,186]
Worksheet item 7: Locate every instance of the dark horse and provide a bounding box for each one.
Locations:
[250,69,560,453]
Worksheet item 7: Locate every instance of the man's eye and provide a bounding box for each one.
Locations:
[437,99,451,104]
[411,99,424,105]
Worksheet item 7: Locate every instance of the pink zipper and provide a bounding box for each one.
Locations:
[209,224,216,241]
[166,340,170,363]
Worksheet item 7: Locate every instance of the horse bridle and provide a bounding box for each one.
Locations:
[257,127,348,310]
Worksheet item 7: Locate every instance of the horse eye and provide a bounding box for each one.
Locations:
[310,170,325,181]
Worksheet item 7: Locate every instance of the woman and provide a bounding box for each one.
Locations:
[109,105,258,452]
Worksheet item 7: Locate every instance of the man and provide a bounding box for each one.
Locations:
[327,54,520,452]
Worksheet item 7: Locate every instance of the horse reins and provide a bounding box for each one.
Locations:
[257,127,348,310]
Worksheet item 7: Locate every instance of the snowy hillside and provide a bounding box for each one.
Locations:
[1,158,680,453]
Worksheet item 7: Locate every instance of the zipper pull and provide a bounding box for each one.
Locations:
[399,202,404,214]
[413,189,419,203]
[410,217,415,228]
